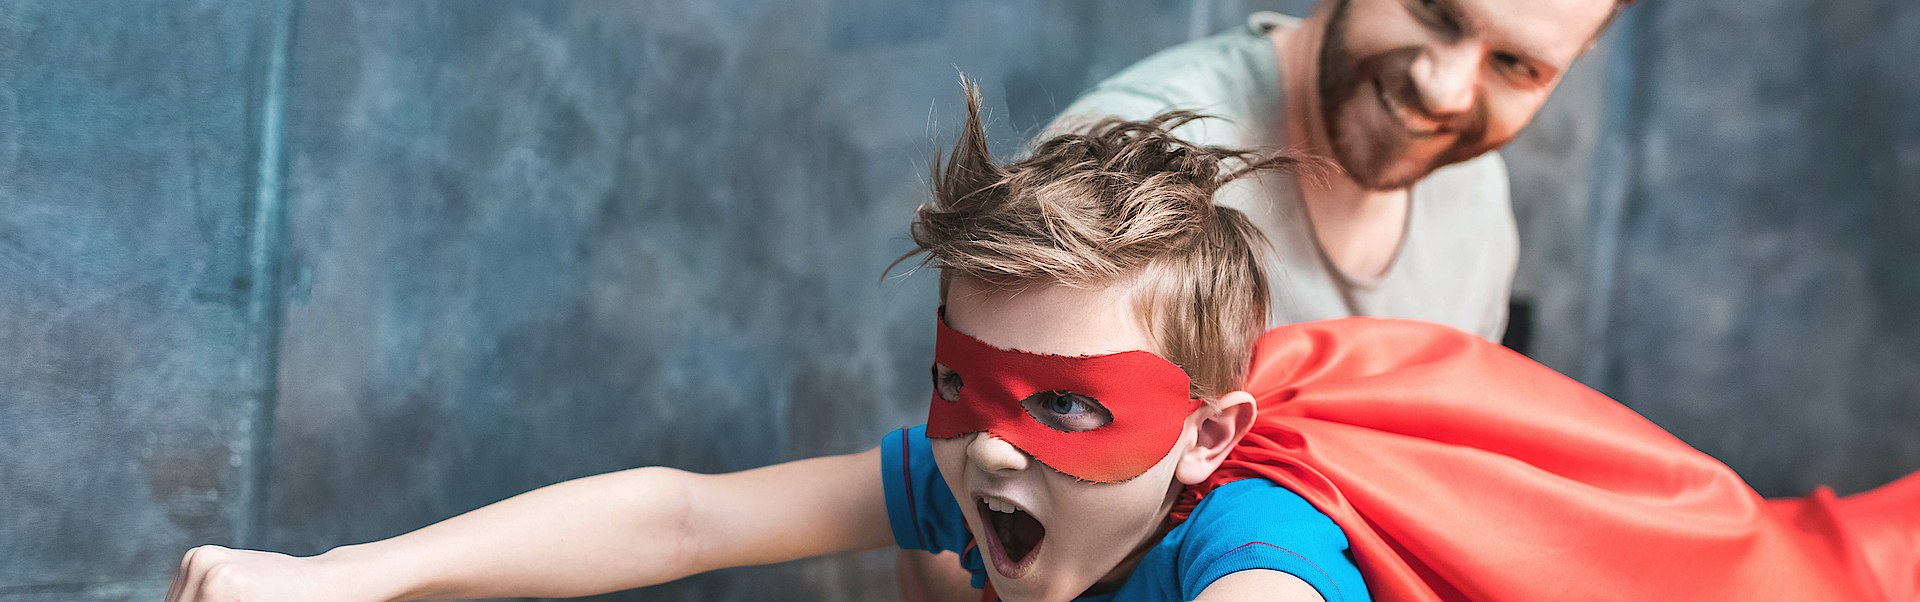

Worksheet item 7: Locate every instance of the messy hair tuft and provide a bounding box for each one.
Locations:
[896,76,1324,399]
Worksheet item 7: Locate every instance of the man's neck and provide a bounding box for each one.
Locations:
[1271,16,1411,283]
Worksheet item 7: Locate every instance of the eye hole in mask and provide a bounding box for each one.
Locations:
[1020,391,1114,433]
[931,363,963,402]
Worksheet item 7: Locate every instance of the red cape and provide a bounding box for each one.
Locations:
[1171,318,1918,602]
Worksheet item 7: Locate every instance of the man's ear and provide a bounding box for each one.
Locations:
[1175,390,1257,486]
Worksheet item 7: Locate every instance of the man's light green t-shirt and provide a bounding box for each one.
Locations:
[1044,13,1518,340]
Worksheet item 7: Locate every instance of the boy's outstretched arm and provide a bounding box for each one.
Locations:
[166,447,893,602]
[1193,569,1328,602]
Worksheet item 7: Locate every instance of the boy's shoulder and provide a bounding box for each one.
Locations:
[1179,478,1343,537]
[1135,478,1367,602]
[880,426,993,587]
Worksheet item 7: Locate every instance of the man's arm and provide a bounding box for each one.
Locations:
[1193,569,1329,602]
[166,447,893,602]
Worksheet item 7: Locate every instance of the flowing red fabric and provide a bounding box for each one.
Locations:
[1169,317,1917,602]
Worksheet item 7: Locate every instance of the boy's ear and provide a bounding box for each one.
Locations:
[1174,390,1257,486]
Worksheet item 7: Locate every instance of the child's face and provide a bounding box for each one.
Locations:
[929,276,1208,602]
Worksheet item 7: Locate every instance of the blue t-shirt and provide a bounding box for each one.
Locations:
[881,426,1370,602]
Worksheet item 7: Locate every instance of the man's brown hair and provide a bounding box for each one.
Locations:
[899,79,1318,400]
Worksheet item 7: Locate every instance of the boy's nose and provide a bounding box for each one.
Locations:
[967,433,1030,473]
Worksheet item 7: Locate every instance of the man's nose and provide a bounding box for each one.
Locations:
[1410,43,1478,116]
[967,433,1031,473]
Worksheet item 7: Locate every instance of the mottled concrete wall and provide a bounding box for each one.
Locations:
[0,0,288,597]
[4,0,1919,600]
[0,0,1211,599]
[1506,0,1920,497]
[1605,0,1920,496]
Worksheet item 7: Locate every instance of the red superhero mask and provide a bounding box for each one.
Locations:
[925,310,1203,482]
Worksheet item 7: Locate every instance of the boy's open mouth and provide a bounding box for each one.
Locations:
[978,496,1046,577]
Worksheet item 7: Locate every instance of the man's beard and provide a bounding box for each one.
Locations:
[1316,0,1503,191]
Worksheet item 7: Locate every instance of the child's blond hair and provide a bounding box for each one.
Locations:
[901,79,1320,400]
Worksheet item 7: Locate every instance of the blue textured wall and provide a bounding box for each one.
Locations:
[0,0,287,596]
[1508,0,1920,497]
[2,0,1916,600]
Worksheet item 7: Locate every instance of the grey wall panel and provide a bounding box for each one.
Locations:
[1507,0,1920,497]
[1600,0,1920,496]
[0,0,282,593]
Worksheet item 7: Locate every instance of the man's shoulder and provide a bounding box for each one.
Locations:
[1084,22,1279,105]
[1047,16,1290,146]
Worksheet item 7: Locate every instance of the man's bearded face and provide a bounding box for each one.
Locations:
[1315,0,1616,190]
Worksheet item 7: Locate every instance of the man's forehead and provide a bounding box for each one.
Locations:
[1469,0,1617,67]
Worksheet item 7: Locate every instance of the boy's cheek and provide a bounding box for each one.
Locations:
[1043,453,1186,536]
[929,437,967,481]
[929,437,972,508]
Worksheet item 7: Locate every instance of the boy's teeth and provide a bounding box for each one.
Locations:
[984,498,1017,513]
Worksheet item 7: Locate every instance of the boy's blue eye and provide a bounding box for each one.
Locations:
[1020,391,1113,433]
[1049,395,1077,415]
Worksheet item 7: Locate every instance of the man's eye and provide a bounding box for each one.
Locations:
[931,363,963,402]
[1020,391,1113,433]
[1493,52,1538,80]
[1405,0,1461,37]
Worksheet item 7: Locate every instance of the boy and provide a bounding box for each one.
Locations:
[164,83,1360,602]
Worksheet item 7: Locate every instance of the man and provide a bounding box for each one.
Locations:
[901,0,1631,597]
[1042,0,1628,342]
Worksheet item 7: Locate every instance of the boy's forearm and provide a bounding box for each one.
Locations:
[312,466,699,602]
[264,449,891,602]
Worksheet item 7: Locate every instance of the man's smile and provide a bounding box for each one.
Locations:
[1374,74,1446,138]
